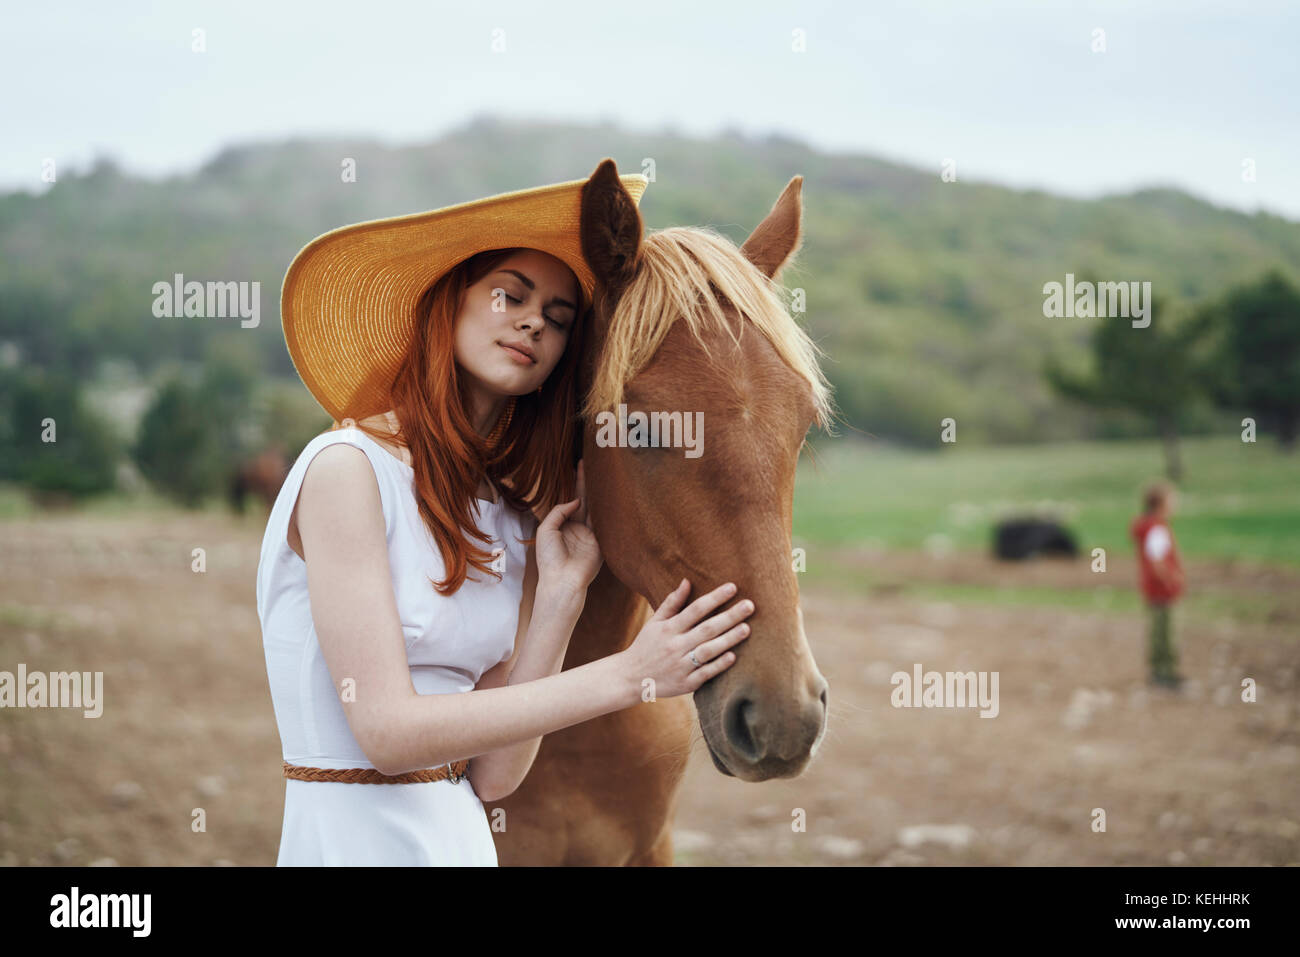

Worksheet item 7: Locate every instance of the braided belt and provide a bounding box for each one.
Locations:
[283,759,469,785]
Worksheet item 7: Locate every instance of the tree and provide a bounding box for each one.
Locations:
[1044,297,1208,480]
[132,375,225,507]
[1195,270,1300,450]
[198,337,259,463]
[0,367,120,502]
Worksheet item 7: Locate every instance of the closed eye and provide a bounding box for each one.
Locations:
[504,294,570,330]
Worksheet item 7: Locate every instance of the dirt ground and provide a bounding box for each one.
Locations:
[1,513,1297,866]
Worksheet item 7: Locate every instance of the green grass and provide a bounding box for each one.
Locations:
[794,435,1300,565]
[4,434,1297,568]
[0,482,250,521]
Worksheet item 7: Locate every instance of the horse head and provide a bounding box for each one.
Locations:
[577,159,834,782]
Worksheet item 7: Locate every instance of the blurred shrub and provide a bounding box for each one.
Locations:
[132,375,225,507]
[1195,269,1300,449]
[255,382,330,461]
[0,367,120,501]
[129,339,327,508]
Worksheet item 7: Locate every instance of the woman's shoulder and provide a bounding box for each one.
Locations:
[298,433,378,485]
[289,429,404,529]
[260,430,399,575]
[295,427,407,475]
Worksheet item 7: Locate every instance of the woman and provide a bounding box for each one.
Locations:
[257,172,754,865]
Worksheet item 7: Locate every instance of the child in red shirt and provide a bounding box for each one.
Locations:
[1130,481,1186,688]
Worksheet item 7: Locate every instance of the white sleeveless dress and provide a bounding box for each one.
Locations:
[256,427,536,866]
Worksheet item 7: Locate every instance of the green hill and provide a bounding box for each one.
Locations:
[4,116,1299,444]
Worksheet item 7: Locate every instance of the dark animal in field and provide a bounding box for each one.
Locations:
[229,446,289,514]
[993,518,1079,560]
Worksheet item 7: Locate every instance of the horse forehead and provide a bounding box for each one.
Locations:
[615,323,804,455]
[646,313,798,389]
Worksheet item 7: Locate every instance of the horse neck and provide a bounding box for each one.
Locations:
[565,562,649,667]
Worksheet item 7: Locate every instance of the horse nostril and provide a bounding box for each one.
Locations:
[820,686,828,708]
[723,697,763,763]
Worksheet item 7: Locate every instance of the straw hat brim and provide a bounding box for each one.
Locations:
[280,172,649,423]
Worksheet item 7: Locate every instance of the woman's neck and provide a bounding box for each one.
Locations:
[465,390,510,438]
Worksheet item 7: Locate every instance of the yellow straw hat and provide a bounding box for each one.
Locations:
[280,167,650,423]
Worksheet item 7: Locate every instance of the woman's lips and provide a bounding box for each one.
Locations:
[499,343,536,365]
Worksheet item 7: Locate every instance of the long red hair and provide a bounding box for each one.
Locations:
[350,248,588,594]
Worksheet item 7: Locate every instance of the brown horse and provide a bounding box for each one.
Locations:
[484,159,835,864]
[229,445,289,515]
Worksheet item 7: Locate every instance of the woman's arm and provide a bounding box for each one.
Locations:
[467,540,587,801]
[295,444,635,783]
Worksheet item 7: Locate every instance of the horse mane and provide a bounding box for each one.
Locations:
[580,226,837,432]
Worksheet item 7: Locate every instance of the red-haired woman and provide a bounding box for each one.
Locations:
[259,176,753,865]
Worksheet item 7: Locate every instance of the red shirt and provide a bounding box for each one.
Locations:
[1130,514,1183,604]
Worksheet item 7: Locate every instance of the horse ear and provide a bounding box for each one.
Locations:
[580,158,643,295]
[740,175,804,280]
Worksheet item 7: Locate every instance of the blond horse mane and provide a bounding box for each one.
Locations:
[580,225,837,432]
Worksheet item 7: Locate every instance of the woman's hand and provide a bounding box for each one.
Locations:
[615,579,754,702]
[535,460,602,600]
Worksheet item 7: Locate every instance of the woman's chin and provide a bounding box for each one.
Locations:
[485,375,541,397]
[463,361,545,397]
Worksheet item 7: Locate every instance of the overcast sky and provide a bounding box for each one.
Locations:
[4,0,1297,218]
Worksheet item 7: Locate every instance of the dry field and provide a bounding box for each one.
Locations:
[1,512,1297,866]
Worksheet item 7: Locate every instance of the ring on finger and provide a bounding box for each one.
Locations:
[689,649,702,668]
